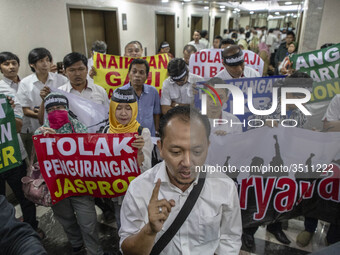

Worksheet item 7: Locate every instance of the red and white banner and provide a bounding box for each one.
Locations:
[33,133,140,204]
[189,49,264,78]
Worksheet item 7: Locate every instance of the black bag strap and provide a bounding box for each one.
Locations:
[150,171,206,255]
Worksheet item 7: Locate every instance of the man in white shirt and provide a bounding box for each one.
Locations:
[161,58,203,114]
[188,30,206,51]
[17,48,68,133]
[266,29,279,55]
[199,30,210,49]
[323,94,340,132]
[58,52,109,108]
[215,45,261,80]
[119,106,242,255]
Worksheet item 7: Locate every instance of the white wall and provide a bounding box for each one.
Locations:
[239,16,250,29]
[317,0,340,49]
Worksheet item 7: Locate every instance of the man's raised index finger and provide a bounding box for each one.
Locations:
[150,179,161,201]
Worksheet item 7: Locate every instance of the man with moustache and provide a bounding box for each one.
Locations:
[119,106,242,255]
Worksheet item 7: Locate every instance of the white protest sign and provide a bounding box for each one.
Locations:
[189,49,264,78]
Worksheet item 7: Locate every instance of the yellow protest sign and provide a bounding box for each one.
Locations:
[93,53,169,98]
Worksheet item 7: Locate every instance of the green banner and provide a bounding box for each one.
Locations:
[309,78,340,103]
[291,43,340,83]
[0,95,21,173]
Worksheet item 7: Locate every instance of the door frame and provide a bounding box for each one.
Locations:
[190,15,203,41]
[213,15,222,37]
[66,4,120,57]
[155,11,176,56]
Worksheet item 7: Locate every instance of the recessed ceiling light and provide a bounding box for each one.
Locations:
[161,0,169,2]
[250,11,254,14]
[275,12,280,15]
[204,6,209,10]
[251,0,255,2]
[285,1,293,5]
[220,5,225,9]
[184,0,191,2]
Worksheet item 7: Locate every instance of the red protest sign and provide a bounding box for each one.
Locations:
[33,133,140,204]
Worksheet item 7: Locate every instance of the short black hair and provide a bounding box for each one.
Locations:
[220,38,235,48]
[63,52,88,70]
[159,106,211,142]
[28,48,52,72]
[183,44,197,53]
[200,30,208,38]
[320,43,335,49]
[167,58,187,77]
[128,58,150,77]
[239,27,245,34]
[0,52,20,66]
[214,35,223,41]
[231,32,238,40]
[287,31,295,38]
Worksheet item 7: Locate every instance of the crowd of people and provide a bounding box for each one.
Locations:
[0,24,339,255]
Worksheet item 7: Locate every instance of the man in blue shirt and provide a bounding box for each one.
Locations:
[120,59,160,136]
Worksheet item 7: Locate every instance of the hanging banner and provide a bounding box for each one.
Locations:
[93,53,169,98]
[291,43,340,83]
[0,95,22,173]
[194,76,285,131]
[189,49,264,78]
[33,133,140,204]
[205,126,340,227]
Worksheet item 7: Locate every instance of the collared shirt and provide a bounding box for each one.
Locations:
[17,72,68,132]
[215,66,261,81]
[323,94,340,121]
[0,78,28,160]
[119,160,242,255]
[209,111,243,136]
[161,73,204,105]
[58,80,109,109]
[188,41,206,51]
[120,83,161,136]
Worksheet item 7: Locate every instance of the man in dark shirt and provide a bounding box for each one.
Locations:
[274,31,295,74]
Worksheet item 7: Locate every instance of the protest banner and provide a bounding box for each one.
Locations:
[189,49,264,78]
[291,43,340,83]
[33,133,140,204]
[195,76,285,131]
[93,53,169,97]
[205,126,340,227]
[0,95,22,173]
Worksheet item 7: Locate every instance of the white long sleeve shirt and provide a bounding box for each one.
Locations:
[119,160,242,255]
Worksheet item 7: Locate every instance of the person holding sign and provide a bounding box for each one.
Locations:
[105,87,153,229]
[124,40,144,58]
[215,45,260,80]
[161,58,203,114]
[0,52,43,238]
[35,93,106,255]
[119,106,242,255]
